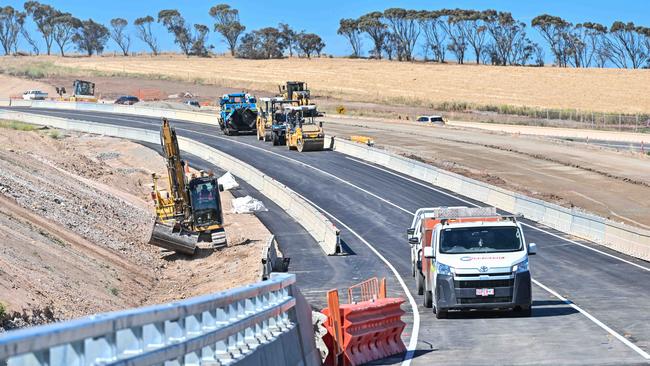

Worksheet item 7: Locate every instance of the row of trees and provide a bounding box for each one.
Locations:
[532,15,650,68]
[0,2,325,59]
[338,9,543,66]
[237,24,325,59]
[338,8,650,68]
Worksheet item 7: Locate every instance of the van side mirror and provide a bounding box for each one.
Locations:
[406,228,415,236]
[218,184,224,192]
[408,237,419,245]
[528,243,537,255]
[423,246,434,258]
[319,121,323,128]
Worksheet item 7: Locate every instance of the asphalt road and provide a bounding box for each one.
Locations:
[7,107,650,366]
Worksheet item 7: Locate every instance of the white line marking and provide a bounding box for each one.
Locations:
[343,156,650,360]
[294,193,420,366]
[345,156,650,272]
[533,279,650,360]
[32,109,421,363]
[31,109,650,361]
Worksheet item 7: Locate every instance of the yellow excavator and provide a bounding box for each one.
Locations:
[147,118,226,255]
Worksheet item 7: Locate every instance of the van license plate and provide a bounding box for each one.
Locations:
[476,288,495,296]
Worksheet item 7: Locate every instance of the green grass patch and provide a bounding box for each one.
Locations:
[0,302,5,318]
[109,287,119,296]
[48,130,61,139]
[0,120,39,131]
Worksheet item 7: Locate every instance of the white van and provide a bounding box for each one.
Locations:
[415,207,537,318]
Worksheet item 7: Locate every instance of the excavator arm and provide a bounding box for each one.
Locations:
[160,118,189,218]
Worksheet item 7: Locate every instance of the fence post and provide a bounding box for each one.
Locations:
[619,114,622,131]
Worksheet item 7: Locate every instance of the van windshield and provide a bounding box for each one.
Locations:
[440,226,523,254]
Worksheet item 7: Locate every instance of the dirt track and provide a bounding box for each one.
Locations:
[0,126,269,329]
[324,115,650,229]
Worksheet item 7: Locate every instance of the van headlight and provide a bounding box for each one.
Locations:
[436,261,454,276]
[512,258,529,273]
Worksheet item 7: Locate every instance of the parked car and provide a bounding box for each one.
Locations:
[416,115,445,125]
[114,95,139,105]
[185,100,200,108]
[22,90,48,100]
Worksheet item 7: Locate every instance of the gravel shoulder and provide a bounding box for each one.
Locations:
[0,126,269,330]
[323,115,650,229]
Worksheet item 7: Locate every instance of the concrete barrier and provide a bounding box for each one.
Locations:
[16,99,221,125]
[0,273,321,366]
[0,110,341,256]
[331,136,650,262]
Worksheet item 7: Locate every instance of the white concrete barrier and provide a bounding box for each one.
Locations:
[12,99,220,125]
[0,110,341,256]
[331,136,650,262]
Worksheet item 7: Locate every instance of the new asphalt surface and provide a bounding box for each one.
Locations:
[6,107,650,365]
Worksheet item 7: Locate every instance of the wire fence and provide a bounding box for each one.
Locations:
[436,109,650,133]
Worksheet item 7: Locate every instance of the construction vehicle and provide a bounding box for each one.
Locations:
[284,105,325,152]
[218,93,258,136]
[69,80,97,102]
[350,135,375,146]
[408,207,537,318]
[256,97,288,145]
[148,118,226,255]
[278,81,313,109]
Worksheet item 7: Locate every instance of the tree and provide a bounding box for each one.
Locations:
[484,11,529,66]
[73,18,109,56]
[358,12,387,59]
[337,18,362,57]
[278,23,298,57]
[21,25,39,54]
[607,21,648,69]
[73,18,107,56]
[51,13,81,56]
[440,9,470,64]
[383,32,398,60]
[418,10,447,62]
[0,6,26,55]
[461,10,489,64]
[158,9,192,56]
[191,23,210,56]
[581,22,609,68]
[109,18,130,56]
[134,15,158,55]
[297,32,325,58]
[209,4,245,56]
[236,27,286,59]
[532,14,572,67]
[383,8,420,61]
[24,1,57,55]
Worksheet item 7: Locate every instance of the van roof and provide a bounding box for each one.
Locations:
[440,220,519,229]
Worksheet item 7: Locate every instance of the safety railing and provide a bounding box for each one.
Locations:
[0,274,297,365]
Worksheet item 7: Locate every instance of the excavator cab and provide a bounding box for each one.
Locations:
[188,175,223,236]
[70,80,97,102]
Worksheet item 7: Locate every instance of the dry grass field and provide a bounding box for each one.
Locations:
[2,55,649,114]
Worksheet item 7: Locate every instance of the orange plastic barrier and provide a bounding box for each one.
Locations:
[322,281,406,366]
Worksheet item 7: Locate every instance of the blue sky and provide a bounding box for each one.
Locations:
[6,0,650,58]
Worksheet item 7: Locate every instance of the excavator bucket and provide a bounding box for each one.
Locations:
[147,222,197,255]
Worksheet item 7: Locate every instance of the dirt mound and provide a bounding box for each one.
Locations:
[0,127,270,328]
